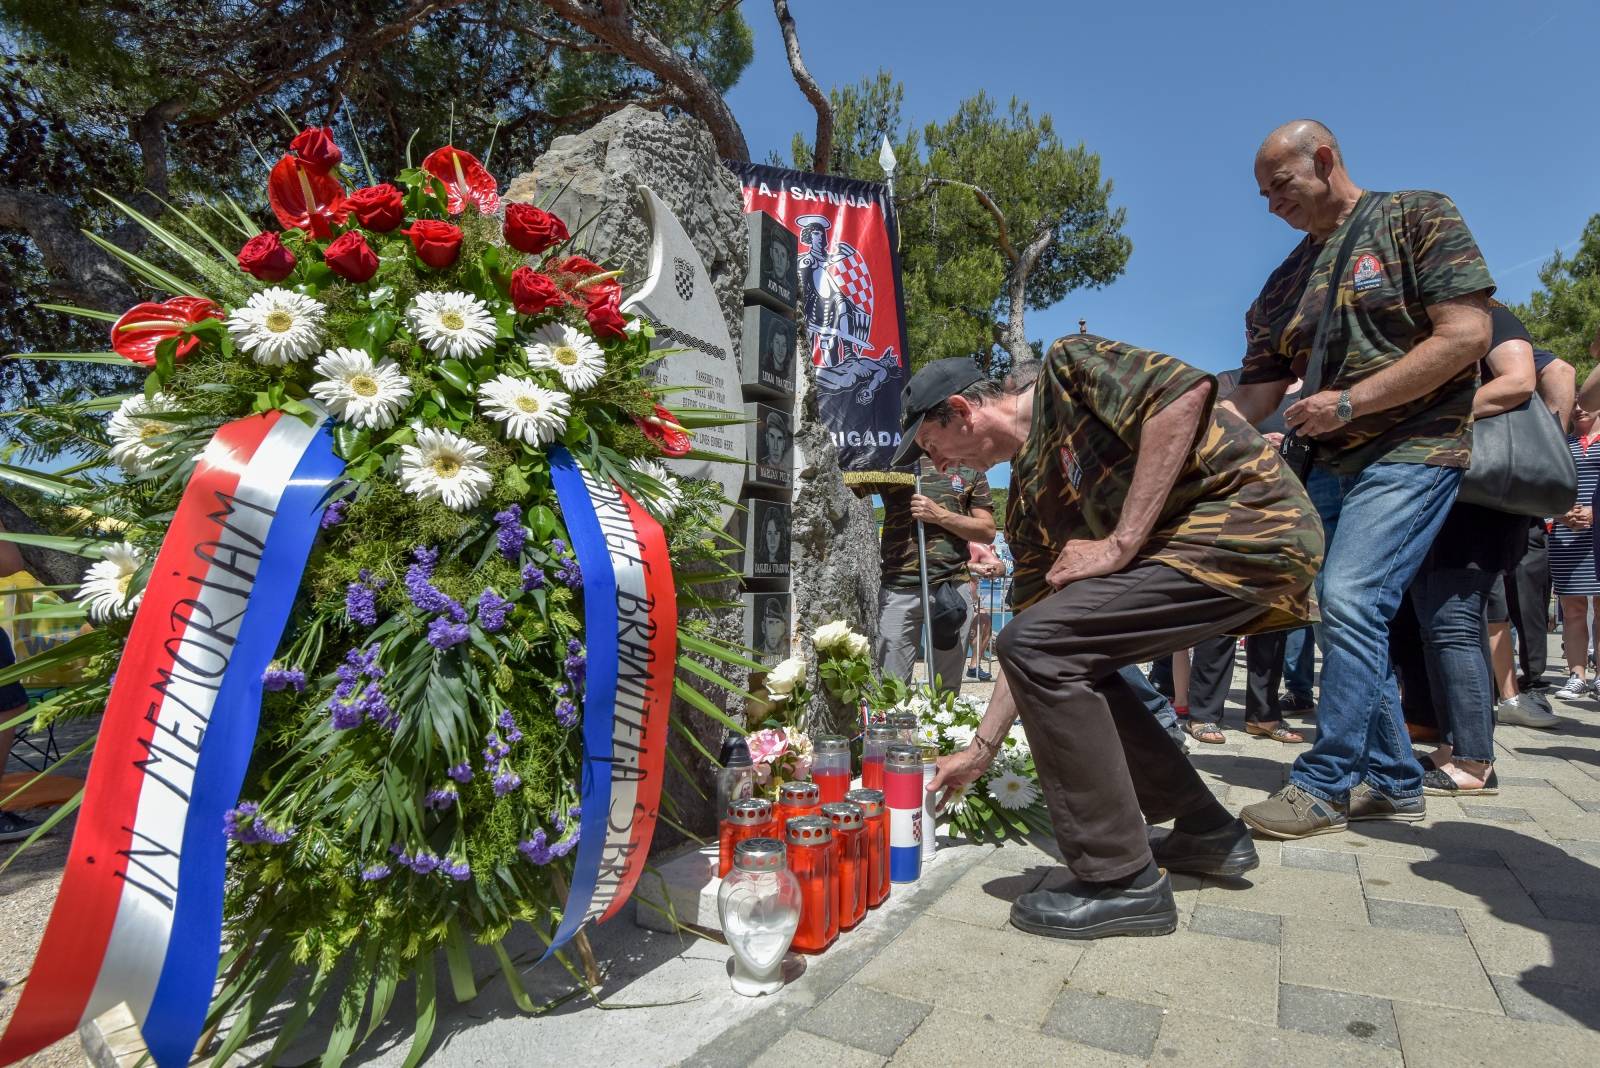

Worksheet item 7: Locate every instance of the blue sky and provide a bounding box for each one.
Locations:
[726,1,1599,486]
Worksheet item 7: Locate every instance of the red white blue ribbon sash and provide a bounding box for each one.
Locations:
[0,411,342,1068]
[545,447,676,955]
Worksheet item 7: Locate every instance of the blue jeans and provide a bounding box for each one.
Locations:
[1122,665,1182,739]
[1394,566,1498,763]
[1290,462,1461,802]
[1282,626,1316,699]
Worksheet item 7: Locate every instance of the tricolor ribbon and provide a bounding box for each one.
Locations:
[544,447,676,957]
[0,411,342,1068]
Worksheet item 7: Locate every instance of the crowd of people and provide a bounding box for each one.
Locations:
[870,118,1600,941]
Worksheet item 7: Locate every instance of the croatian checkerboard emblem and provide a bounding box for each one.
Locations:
[673,257,695,302]
[950,474,964,492]
[1352,253,1383,293]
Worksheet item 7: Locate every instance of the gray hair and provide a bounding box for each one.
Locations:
[928,358,1041,426]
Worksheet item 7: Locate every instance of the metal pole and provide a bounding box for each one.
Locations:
[914,467,937,692]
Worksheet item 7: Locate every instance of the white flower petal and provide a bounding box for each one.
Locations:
[406,291,498,359]
[310,348,413,430]
[227,287,325,365]
[477,374,570,445]
[398,426,493,511]
[526,324,606,391]
[627,457,682,521]
[77,541,146,622]
[107,391,178,475]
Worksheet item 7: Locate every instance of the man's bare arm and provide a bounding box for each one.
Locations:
[1538,358,1576,432]
[908,499,995,543]
[1220,379,1290,426]
[1473,339,1535,419]
[1286,291,1492,435]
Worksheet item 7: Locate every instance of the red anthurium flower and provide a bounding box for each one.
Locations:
[403,219,463,269]
[236,232,297,281]
[109,296,225,367]
[509,267,565,315]
[547,254,610,302]
[289,126,343,173]
[324,231,380,283]
[635,403,691,458]
[347,183,406,232]
[421,145,500,216]
[503,203,569,254]
[580,276,622,311]
[267,154,350,239]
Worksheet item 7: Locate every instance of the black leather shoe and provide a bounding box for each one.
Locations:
[1149,818,1260,877]
[1009,874,1179,940]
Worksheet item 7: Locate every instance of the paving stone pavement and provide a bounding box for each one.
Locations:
[11,645,1600,1066]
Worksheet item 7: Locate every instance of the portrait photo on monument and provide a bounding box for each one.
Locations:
[741,305,796,400]
[746,402,793,489]
[745,591,792,663]
[743,211,798,311]
[742,498,791,579]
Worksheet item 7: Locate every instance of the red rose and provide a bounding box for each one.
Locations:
[503,203,569,255]
[402,219,463,269]
[109,296,225,367]
[347,183,405,232]
[584,292,629,340]
[509,267,565,315]
[236,232,296,282]
[290,126,342,173]
[324,230,379,283]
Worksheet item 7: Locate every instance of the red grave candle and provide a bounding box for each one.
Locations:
[785,816,838,953]
[719,797,775,878]
[846,787,890,908]
[862,725,897,792]
[812,734,851,805]
[823,801,868,930]
[778,779,821,823]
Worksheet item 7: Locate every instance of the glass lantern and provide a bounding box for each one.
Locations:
[717,837,801,996]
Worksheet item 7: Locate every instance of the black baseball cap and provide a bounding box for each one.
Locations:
[890,356,986,467]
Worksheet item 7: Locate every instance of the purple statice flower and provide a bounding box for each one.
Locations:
[345,578,378,626]
[556,553,582,589]
[564,640,587,689]
[568,803,582,823]
[329,695,364,730]
[477,588,511,633]
[425,783,458,810]
[361,863,392,881]
[393,848,440,875]
[441,857,472,881]
[405,547,468,621]
[261,666,306,693]
[519,831,554,865]
[447,761,474,784]
[427,617,470,650]
[482,731,511,766]
[224,802,294,845]
[555,699,578,729]
[497,709,523,744]
[492,765,522,796]
[494,505,526,561]
[360,684,398,731]
[320,497,348,530]
[520,564,546,592]
[549,830,579,859]
[550,538,568,555]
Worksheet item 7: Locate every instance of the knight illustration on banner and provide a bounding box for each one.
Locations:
[731,164,911,479]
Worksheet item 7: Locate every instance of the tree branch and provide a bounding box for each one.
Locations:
[772,0,832,173]
[0,188,138,311]
[0,495,92,587]
[920,176,1018,264]
[539,0,750,161]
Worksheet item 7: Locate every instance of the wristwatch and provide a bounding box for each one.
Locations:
[1335,389,1354,424]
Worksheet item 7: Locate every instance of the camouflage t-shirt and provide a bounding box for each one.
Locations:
[880,459,993,589]
[1007,335,1325,632]
[1240,190,1496,473]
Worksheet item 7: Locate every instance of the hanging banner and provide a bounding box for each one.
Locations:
[0,411,342,1068]
[729,162,910,481]
[543,447,676,954]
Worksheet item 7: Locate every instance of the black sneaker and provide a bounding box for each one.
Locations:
[0,810,41,844]
[1009,873,1179,940]
[1280,692,1315,714]
[1347,782,1425,822]
[1150,818,1260,877]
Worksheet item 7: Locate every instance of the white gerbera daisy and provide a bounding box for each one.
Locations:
[628,457,682,521]
[398,426,493,511]
[946,724,976,749]
[310,348,413,429]
[78,541,146,622]
[406,291,497,359]
[988,770,1041,811]
[939,784,969,816]
[477,374,570,445]
[227,287,325,365]
[106,391,179,474]
[526,324,606,391]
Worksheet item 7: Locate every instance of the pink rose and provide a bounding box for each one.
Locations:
[746,728,788,766]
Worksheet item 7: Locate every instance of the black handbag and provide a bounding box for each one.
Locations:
[1453,399,1577,517]
[1279,191,1386,481]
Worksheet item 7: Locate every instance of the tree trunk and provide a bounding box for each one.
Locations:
[996,226,1056,372]
[0,495,93,587]
[772,0,832,174]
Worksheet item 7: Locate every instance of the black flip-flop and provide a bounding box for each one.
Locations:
[1421,767,1499,796]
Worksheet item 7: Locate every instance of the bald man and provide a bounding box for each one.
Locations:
[1226,120,1494,840]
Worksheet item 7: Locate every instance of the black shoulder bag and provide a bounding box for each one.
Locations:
[1279,191,1385,482]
